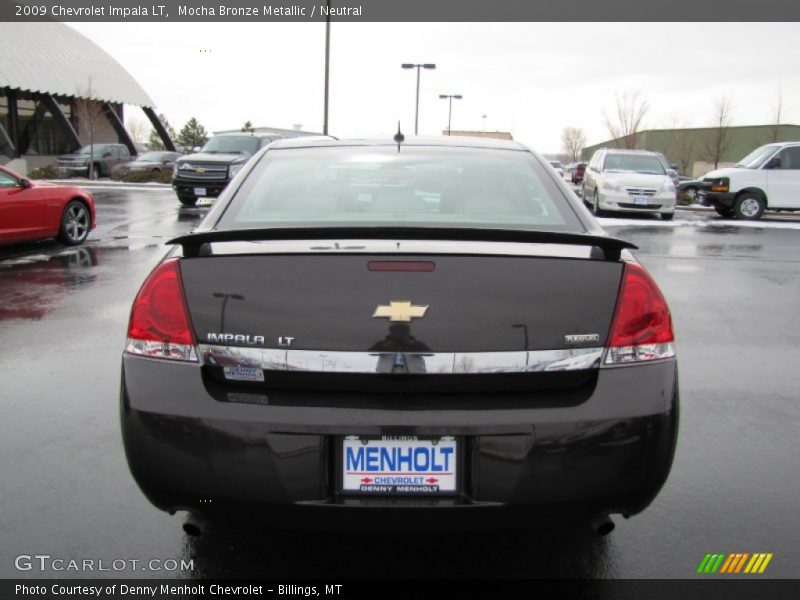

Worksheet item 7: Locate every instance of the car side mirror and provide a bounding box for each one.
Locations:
[666,168,677,178]
[193,147,201,153]
[20,178,32,189]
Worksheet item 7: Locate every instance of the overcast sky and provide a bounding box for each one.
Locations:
[69,22,800,155]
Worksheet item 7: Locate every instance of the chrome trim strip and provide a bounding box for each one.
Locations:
[197,345,604,374]
[206,239,595,259]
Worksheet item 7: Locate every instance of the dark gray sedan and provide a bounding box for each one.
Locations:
[120,136,678,536]
[119,151,182,175]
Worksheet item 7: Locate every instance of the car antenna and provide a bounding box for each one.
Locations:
[393,121,404,153]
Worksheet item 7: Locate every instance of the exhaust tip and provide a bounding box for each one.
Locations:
[591,514,616,536]
[182,514,205,537]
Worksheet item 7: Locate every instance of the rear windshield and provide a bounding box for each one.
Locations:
[201,136,261,155]
[602,154,665,175]
[217,146,584,232]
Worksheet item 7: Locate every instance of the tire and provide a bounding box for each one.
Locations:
[661,212,675,221]
[151,168,161,174]
[57,200,91,245]
[734,193,765,220]
[714,205,735,218]
[593,190,605,217]
[685,186,698,202]
[89,164,100,180]
[178,194,198,207]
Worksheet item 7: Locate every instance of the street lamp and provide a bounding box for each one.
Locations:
[439,94,462,135]
[213,292,244,331]
[512,323,530,367]
[401,63,436,135]
[323,0,331,135]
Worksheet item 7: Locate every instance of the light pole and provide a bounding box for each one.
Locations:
[439,94,462,135]
[213,293,244,332]
[401,63,436,135]
[323,0,331,135]
[512,323,530,367]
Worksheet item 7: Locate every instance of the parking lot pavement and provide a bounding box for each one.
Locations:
[1,187,799,579]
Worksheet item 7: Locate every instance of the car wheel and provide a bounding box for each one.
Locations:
[661,212,675,221]
[178,194,198,207]
[593,191,605,217]
[151,168,161,174]
[685,187,698,202]
[734,193,765,220]
[89,165,99,180]
[57,200,90,245]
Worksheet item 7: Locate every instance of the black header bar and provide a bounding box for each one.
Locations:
[2,0,799,22]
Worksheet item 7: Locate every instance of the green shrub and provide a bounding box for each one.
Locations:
[120,170,173,184]
[27,164,57,179]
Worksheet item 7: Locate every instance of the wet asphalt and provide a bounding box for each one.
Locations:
[0,185,798,579]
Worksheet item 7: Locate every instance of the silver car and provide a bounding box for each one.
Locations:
[583,149,676,220]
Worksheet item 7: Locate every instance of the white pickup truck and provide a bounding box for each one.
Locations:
[699,141,800,219]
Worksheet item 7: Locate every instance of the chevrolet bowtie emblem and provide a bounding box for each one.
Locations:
[373,301,428,322]
[195,168,206,174]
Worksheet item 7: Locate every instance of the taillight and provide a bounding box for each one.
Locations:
[604,262,675,365]
[125,258,197,362]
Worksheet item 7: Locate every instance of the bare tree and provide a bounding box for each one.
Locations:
[702,95,734,170]
[770,84,784,142]
[660,117,695,175]
[604,92,649,149]
[73,77,107,179]
[126,115,149,145]
[561,127,586,163]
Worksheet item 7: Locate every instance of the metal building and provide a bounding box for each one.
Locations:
[582,124,800,178]
[0,22,173,173]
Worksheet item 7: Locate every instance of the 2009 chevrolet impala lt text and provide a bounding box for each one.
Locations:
[120,135,678,535]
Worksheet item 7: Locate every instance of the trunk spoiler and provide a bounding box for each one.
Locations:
[168,227,637,261]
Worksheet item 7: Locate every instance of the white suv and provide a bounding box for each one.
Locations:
[583,149,677,220]
[699,142,800,219]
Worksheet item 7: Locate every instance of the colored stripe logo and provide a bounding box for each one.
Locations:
[697,553,773,574]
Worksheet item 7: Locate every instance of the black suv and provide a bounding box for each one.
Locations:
[172,133,284,206]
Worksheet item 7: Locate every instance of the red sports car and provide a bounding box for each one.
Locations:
[0,165,95,246]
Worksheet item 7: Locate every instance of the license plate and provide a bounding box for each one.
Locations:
[342,436,457,494]
[194,187,206,196]
[634,196,649,206]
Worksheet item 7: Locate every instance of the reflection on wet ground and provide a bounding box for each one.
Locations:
[0,247,100,320]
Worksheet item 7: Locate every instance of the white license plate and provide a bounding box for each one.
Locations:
[342,436,457,494]
[634,196,649,206]
[194,187,206,196]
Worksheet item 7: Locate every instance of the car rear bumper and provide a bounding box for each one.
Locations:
[120,355,679,531]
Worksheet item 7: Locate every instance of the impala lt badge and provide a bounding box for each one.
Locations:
[207,333,265,345]
[373,301,429,322]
